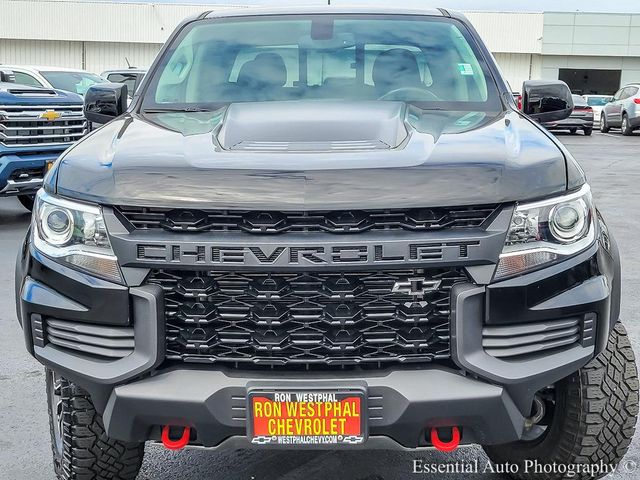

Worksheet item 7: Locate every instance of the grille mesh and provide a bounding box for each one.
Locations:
[148,268,467,370]
[0,104,86,147]
[117,205,499,234]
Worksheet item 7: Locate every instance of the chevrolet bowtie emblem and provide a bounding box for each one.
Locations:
[392,277,442,297]
[39,110,61,121]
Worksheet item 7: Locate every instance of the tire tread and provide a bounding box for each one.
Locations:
[48,372,144,480]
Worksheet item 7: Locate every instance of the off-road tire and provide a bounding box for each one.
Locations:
[483,322,639,480]
[17,194,35,211]
[621,114,633,136]
[46,368,145,480]
[600,115,610,133]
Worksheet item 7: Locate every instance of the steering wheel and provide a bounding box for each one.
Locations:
[378,87,441,102]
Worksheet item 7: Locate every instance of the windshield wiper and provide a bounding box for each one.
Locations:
[143,106,212,113]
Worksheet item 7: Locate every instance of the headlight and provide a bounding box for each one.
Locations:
[33,190,123,283]
[495,184,595,280]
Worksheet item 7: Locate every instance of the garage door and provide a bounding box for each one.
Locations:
[558,69,621,96]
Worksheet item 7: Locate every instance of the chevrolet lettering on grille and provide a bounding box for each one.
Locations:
[134,241,483,267]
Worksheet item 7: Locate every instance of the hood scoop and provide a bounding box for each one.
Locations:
[217,100,408,152]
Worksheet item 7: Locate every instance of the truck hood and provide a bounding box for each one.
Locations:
[0,82,83,106]
[54,101,572,209]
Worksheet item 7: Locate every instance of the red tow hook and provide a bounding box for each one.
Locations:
[161,425,191,450]
[430,426,461,452]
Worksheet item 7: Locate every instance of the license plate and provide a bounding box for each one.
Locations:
[248,389,366,446]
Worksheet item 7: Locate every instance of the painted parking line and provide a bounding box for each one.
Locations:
[600,133,621,139]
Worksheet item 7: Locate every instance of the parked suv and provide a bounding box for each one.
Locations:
[15,7,637,480]
[601,84,640,135]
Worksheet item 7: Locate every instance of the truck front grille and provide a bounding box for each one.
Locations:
[148,268,467,370]
[117,205,499,234]
[0,104,87,147]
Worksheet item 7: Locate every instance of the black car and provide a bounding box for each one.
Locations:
[543,94,595,135]
[15,7,637,480]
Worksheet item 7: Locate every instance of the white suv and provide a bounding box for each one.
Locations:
[601,84,640,136]
[3,65,106,97]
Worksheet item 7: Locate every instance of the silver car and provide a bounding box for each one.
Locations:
[601,84,640,135]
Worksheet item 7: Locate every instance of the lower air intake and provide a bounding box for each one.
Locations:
[482,314,595,359]
[44,318,134,359]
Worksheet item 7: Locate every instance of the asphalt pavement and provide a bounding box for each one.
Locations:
[1,131,640,479]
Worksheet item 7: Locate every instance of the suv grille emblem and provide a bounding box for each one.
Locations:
[392,277,442,297]
[39,109,61,121]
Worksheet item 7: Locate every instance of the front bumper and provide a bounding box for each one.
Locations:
[16,222,620,448]
[104,367,524,448]
[0,152,60,196]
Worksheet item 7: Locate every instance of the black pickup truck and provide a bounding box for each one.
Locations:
[15,6,637,480]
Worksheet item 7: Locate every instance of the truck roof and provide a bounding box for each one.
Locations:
[1,65,96,74]
[203,5,449,20]
[101,69,147,75]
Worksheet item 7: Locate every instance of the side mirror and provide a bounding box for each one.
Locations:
[84,83,128,124]
[0,69,16,83]
[522,80,573,123]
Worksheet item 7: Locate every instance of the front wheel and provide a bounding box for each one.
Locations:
[46,369,145,480]
[483,323,639,480]
[17,194,35,211]
[583,127,593,136]
[622,114,633,136]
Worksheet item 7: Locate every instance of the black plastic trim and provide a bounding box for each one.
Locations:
[452,282,596,413]
[31,284,165,411]
[28,246,130,326]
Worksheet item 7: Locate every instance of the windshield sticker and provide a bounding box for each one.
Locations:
[458,63,474,76]
[455,112,481,126]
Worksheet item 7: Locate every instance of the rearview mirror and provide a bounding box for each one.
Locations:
[522,80,573,123]
[84,83,128,124]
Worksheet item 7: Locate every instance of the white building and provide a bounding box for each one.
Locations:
[1,0,639,95]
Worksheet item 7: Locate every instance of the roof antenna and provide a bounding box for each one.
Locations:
[125,57,132,69]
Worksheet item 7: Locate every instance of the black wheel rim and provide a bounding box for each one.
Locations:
[48,370,64,457]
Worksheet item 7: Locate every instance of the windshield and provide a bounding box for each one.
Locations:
[572,95,588,107]
[41,71,105,96]
[585,96,611,107]
[143,15,501,111]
